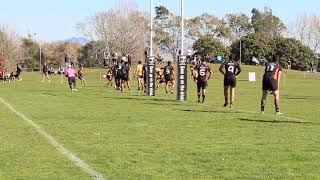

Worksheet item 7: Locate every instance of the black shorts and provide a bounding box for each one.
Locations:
[165,75,173,82]
[262,78,278,91]
[224,76,236,88]
[197,81,207,90]
[122,76,129,81]
[68,77,76,86]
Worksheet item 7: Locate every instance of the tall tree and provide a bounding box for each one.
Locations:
[193,35,230,58]
[230,33,274,64]
[21,37,40,69]
[186,13,232,42]
[77,0,148,61]
[290,14,320,53]
[0,25,21,72]
[224,13,252,37]
[251,7,287,38]
[154,5,181,59]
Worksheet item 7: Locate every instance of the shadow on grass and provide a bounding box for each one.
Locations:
[284,97,309,100]
[239,118,314,125]
[175,109,244,114]
[42,93,58,96]
[102,95,177,103]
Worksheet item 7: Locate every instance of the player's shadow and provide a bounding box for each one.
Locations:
[175,109,244,114]
[102,96,176,103]
[239,118,314,125]
[42,93,57,96]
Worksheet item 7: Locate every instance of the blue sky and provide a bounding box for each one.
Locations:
[1,0,319,41]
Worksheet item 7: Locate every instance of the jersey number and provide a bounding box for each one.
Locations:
[266,65,275,72]
[199,67,206,76]
[165,68,171,75]
[228,66,234,73]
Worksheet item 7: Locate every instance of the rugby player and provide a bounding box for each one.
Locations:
[194,59,213,103]
[219,55,241,107]
[163,61,175,94]
[64,65,78,92]
[135,60,144,91]
[78,65,86,86]
[42,62,51,82]
[120,61,132,92]
[261,55,282,115]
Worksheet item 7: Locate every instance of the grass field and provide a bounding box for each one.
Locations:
[1,64,320,179]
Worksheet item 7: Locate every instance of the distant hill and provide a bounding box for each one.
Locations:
[64,37,88,45]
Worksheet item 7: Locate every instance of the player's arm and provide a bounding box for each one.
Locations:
[172,67,175,79]
[219,62,226,76]
[236,62,242,76]
[277,67,282,88]
[208,66,213,80]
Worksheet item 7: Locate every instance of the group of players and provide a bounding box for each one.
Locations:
[104,53,283,115]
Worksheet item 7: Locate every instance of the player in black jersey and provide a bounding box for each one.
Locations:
[194,59,213,103]
[219,54,241,107]
[120,61,132,92]
[163,61,175,94]
[261,55,283,115]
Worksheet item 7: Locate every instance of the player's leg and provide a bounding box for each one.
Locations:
[68,78,73,91]
[165,81,169,94]
[273,90,281,114]
[137,78,141,90]
[223,86,229,107]
[46,73,51,82]
[73,78,78,91]
[230,87,235,108]
[169,80,174,94]
[261,90,268,114]
[202,87,206,103]
[197,83,201,103]
[120,79,124,92]
[127,80,132,92]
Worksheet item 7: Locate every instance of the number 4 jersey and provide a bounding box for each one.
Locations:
[223,60,241,77]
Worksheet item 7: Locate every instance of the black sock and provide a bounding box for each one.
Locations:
[276,108,280,113]
[197,94,200,102]
[202,95,205,102]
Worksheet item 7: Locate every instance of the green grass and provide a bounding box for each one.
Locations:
[0,65,320,179]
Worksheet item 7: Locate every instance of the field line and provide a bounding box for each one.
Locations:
[0,97,105,180]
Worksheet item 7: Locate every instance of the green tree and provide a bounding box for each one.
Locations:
[154,5,181,59]
[21,37,41,70]
[186,13,232,40]
[251,7,287,38]
[274,37,316,70]
[193,35,230,58]
[224,13,252,36]
[230,33,274,64]
[78,41,106,67]
[230,34,316,70]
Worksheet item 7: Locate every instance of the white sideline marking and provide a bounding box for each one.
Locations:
[0,98,105,180]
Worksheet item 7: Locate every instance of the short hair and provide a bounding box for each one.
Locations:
[229,54,236,61]
[138,60,141,64]
[273,55,280,63]
[167,61,172,66]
